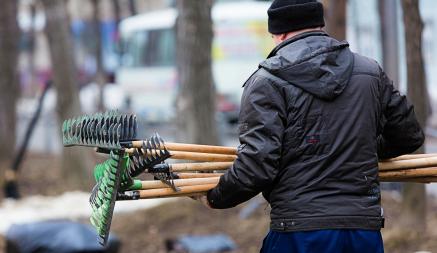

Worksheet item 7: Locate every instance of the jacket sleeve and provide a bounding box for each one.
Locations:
[207,75,286,209]
[377,69,425,159]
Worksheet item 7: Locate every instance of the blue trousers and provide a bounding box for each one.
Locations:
[260,230,384,253]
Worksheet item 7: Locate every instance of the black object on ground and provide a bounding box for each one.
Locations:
[165,234,236,253]
[6,220,120,253]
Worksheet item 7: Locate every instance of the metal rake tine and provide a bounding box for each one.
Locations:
[153,133,166,151]
[107,123,114,149]
[77,116,85,145]
[85,116,93,146]
[92,117,100,146]
[142,140,155,164]
[71,117,80,145]
[73,116,80,145]
[126,115,133,140]
[132,115,137,140]
[97,118,103,147]
[135,146,146,168]
[123,114,130,140]
[96,116,103,146]
[62,120,69,145]
[66,119,74,146]
[108,123,119,149]
[103,110,110,120]
[151,133,170,158]
[70,118,76,145]
[119,115,126,140]
[109,114,117,127]
[155,133,166,147]
[146,139,159,161]
[90,182,100,207]
[115,124,122,148]
[66,119,74,145]
[91,117,99,146]
[153,172,180,192]
[150,136,164,158]
[67,118,74,144]
[128,114,135,140]
[79,116,86,145]
[102,117,110,148]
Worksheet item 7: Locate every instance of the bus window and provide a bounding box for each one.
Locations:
[121,28,175,67]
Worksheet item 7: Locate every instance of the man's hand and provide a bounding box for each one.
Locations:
[190,194,211,208]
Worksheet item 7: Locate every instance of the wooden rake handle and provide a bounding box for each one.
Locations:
[125,149,237,162]
[130,141,237,155]
[380,177,437,183]
[385,153,437,162]
[177,173,224,179]
[169,162,232,172]
[140,177,220,190]
[137,184,218,199]
[379,167,437,179]
[169,151,236,162]
[379,156,437,171]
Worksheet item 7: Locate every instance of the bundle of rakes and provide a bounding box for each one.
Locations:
[62,111,437,245]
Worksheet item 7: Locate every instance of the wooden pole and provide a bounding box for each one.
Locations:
[379,167,437,179]
[384,153,437,162]
[170,162,232,172]
[130,141,237,155]
[177,173,224,179]
[140,177,220,190]
[125,149,237,162]
[138,184,217,199]
[379,157,437,171]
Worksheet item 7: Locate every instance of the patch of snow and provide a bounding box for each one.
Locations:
[0,191,172,234]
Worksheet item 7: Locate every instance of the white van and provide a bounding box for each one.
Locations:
[117,1,274,123]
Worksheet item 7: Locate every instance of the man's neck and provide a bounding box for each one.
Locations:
[284,28,324,41]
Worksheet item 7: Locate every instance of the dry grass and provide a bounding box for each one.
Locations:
[382,193,437,253]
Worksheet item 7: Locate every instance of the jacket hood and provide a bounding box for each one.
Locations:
[260,31,354,100]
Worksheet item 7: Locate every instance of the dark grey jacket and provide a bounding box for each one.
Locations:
[207,31,425,231]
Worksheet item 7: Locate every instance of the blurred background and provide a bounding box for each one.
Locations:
[0,0,437,252]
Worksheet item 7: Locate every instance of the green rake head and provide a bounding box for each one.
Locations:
[89,150,130,245]
[62,111,177,245]
[89,144,172,245]
[62,110,137,149]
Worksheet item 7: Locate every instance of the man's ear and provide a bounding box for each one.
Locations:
[280,33,288,42]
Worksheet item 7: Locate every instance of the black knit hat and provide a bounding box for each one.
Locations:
[268,0,325,35]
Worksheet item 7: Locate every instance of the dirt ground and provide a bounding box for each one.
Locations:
[4,153,437,253]
[111,198,270,253]
[109,193,437,253]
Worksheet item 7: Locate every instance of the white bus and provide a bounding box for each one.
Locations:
[117,1,274,123]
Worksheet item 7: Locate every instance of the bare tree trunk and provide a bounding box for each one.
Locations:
[92,0,106,111]
[0,0,20,188]
[129,0,137,16]
[112,0,121,26]
[176,0,218,145]
[28,3,38,96]
[40,0,93,190]
[379,0,400,89]
[322,0,347,41]
[401,0,428,232]
[112,0,121,68]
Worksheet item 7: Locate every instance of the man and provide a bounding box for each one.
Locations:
[199,0,425,252]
